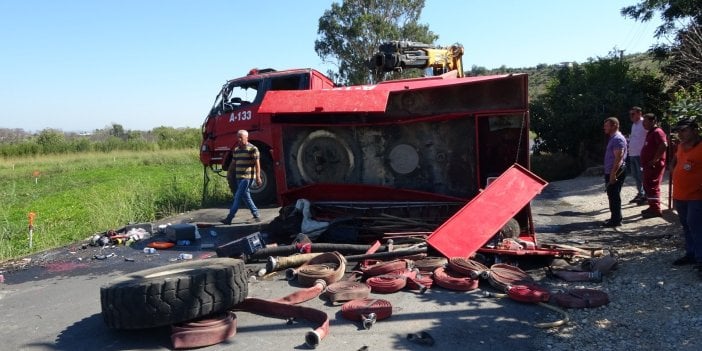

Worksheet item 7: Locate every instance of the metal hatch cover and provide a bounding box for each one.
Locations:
[427,164,547,258]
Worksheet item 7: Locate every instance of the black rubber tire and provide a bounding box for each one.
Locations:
[249,150,277,205]
[498,218,521,239]
[227,148,277,205]
[100,258,248,330]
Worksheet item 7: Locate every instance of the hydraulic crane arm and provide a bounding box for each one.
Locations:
[370,41,465,78]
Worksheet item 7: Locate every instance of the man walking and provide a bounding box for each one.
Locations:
[669,118,702,274]
[640,113,668,218]
[602,117,627,227]
[628,106,647,205]
[222,130,262,225]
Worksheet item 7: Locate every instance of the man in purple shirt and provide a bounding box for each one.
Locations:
[603,117,628,227]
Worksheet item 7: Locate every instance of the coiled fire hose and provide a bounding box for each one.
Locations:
[171,311,237,349]
[235,298,330,348]
[432,266,480,291]
[448,257,489,279]
[325,281,372,302]
[485,263,569,328]
[286,252,346,287]
[366,274,407,294]
[361,259,412,276]
[341,298,393,329]
[413,257,448,273]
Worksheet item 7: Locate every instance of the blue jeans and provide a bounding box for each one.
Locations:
[674,200,702,263]
[604,171,626,224]
[628,156,644,197]
[227,178,259,219]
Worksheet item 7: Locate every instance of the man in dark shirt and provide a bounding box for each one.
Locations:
[640,113,668,218]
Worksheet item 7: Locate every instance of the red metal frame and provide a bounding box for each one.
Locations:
[427,164,547,258]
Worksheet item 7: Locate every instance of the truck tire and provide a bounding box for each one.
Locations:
[249,151,277,205]
[227,149,277,205]
[100,258,248,330]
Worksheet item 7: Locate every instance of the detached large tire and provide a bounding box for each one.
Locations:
[100,258,248,330]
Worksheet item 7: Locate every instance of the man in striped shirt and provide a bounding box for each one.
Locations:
[222,130,262,224]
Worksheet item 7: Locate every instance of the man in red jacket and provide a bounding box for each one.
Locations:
[640,113,668,218]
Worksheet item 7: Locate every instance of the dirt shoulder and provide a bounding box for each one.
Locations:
[531,173,701,351]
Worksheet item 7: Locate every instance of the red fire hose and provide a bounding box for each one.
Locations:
[341,298,393,329]
[432,266,479,291]
[325,281,371,302]
[360,259,411,276]
[235,298,330,348]
[171,312,237,349]
[366,274,407,294]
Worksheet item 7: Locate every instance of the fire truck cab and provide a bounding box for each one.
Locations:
[200,68,335,204]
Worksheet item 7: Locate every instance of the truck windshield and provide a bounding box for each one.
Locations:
[210,80,261,116]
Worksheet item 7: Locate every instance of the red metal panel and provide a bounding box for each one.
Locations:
[259,89,391,113]
[258,74,523,114]
[427,164,547,258]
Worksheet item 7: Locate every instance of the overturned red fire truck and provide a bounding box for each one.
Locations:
[199,52,563,259]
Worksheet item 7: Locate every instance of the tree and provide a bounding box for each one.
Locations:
[665,24,702,87]
[109,123,126,140]
[621,1,702,89]
[36,129,67,153]
[668,83,702,125]
[530,53,666,167]
[315,0,437,85]
[621,0,702,38]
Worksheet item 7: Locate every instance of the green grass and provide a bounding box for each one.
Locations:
[0,149,231,262]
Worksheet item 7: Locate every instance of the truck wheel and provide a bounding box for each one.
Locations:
[250,151,277,205]
[226,150,277,205]
[100,258,248,330]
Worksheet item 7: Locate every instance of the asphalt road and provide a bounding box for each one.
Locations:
[0,198,574,351]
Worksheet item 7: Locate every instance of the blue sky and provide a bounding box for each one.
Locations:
[0,0,663,132]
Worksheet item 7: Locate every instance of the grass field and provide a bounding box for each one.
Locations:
[0,149,231,262]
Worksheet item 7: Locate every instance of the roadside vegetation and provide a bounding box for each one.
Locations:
[0,149,231,262]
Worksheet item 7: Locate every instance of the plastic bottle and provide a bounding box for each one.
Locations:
[179,253,193,260]
[143,247,156,254]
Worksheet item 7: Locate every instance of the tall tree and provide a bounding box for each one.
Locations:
[315,0,437,85]
[665,24,702,87]
[621,0,702,38]
[621,1,702,88]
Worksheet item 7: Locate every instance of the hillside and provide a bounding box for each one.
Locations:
[470,52,665,101]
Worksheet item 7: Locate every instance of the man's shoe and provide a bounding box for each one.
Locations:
[635,199,648,206]
[247,217,262,223]
[641,208,663,218]
[602,220,622,228]
[672,255,695,266]
[641,210,663,218]
[629,195,645,204]
[220,216,233,225]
